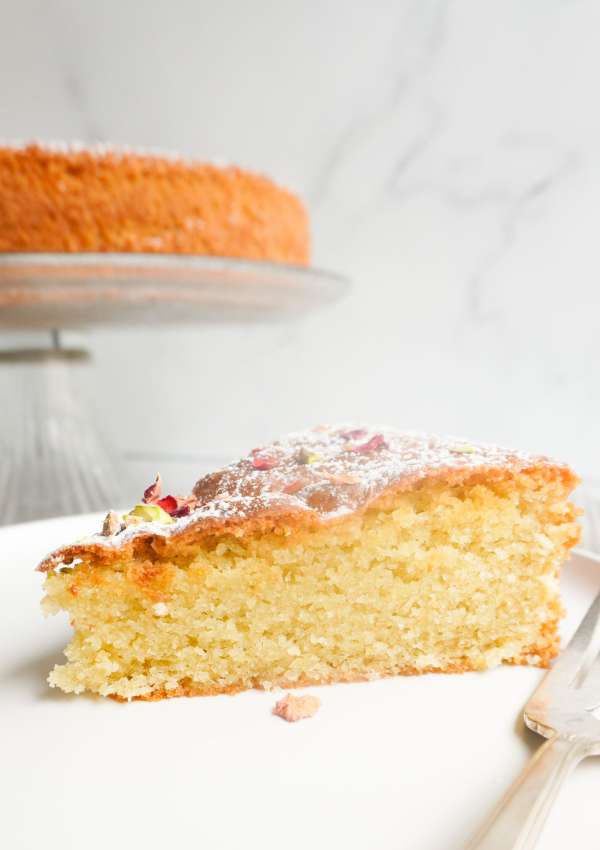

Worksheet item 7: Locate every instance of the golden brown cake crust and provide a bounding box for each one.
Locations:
[0,143,309,264]
[37,425,580,573]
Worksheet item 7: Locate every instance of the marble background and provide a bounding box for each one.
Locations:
[1,0,599,500]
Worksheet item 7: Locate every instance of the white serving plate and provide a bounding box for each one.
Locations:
[1,514,599,850]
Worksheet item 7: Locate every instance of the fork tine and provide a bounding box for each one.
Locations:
[529,589,600,701]
[562,588,600,659]
[575,652,600,710]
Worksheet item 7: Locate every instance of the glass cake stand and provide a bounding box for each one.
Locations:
[0,253,348,524]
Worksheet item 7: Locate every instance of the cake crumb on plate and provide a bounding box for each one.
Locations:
[273,693,320,722]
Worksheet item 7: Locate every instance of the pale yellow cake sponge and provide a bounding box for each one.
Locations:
[42,472,579,700]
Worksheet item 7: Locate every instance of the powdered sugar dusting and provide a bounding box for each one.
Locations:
[0,139,233,168]
[0,139,178,160]
[0,141,310,196]
[191,424,554,518]
[38,424,568,569]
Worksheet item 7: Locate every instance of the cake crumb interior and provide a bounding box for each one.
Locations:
[42,472,579,700]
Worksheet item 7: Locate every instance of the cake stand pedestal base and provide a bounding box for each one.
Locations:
[0,331,125,525]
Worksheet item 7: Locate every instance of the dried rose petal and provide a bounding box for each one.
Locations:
[176,495,199,509]
[340,428,368,441]
[344,434,388,454]
[102,510,122,536]
[156,495,178,514]
[283,479,305,495]
[273,693,320,722]
[252,455,278,470]
[143,473,162,503]
[171,504,191,518]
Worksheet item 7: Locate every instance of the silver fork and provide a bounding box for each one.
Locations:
[467,548,600,850]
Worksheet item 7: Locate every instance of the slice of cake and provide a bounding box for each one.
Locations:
[0,143,309,264]
[38,425,581,701]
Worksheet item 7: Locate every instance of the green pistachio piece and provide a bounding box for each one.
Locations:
[296,447,321,465]
[128,503,174,524]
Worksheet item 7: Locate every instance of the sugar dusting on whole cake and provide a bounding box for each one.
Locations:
[37,424,570,570]
[0,139,232,168]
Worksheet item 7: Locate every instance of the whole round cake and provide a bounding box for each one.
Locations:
[0,143,309,264]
